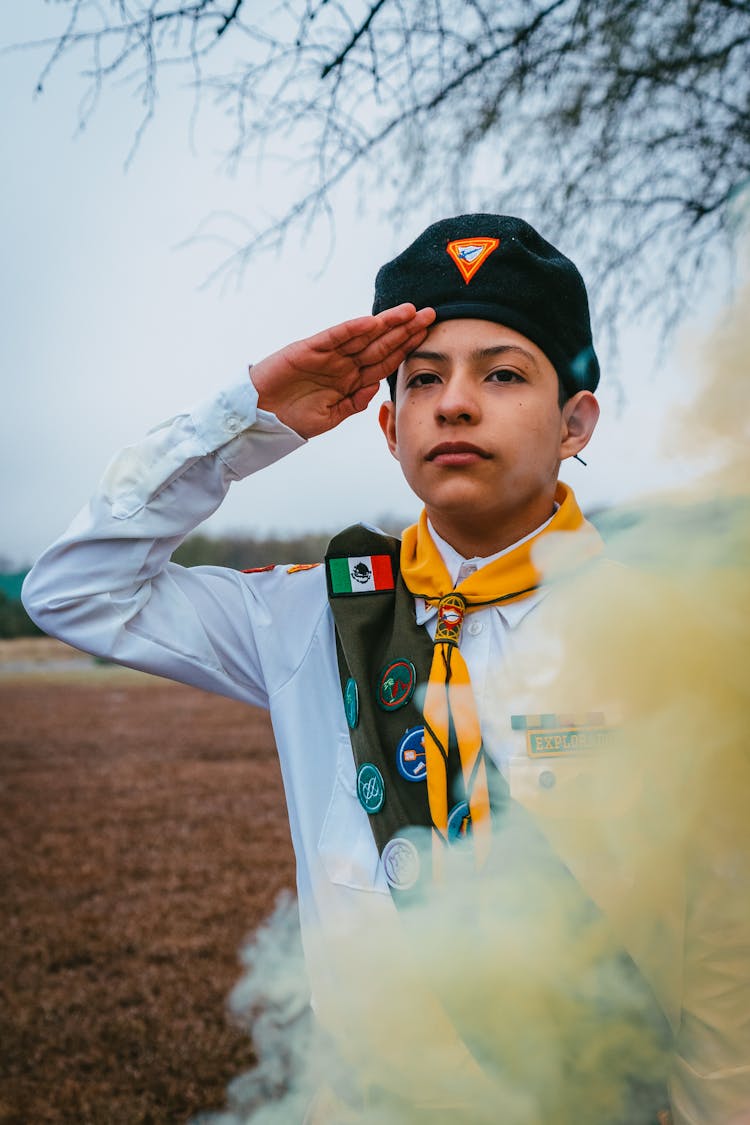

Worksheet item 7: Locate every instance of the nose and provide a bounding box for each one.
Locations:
[435,372,480,424]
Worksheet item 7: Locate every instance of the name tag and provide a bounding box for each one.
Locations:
[526,726,611,757]
[510,713,611,758]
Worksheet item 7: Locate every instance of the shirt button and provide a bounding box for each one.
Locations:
[467,619,483,636]
[226,415,242,433]
[539,770,556,789]
[459,563,477,578]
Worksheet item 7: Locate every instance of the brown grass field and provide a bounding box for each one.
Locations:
[1,639,295,1124]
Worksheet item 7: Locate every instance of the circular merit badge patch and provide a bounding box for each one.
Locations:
[381,836,420,891]
[396,726,427,783]
[447,800,472,843]
[344,677,359,729]
[357,762,385,814]
[376,659,416,711]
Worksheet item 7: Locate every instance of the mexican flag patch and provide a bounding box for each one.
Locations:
[327,553,395,596]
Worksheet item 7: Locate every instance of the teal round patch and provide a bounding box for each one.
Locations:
[376,659,416,711]
[344,677,359,729]
[447,800,472,843]
[357,762,385,814]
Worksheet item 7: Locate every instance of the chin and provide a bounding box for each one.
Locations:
[426,493,500,526]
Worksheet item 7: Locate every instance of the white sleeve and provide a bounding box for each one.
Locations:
[22,379,307,707]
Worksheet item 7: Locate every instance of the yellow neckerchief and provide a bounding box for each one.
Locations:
[400,482,602,865]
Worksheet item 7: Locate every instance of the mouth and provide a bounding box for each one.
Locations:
[426,441,491,465]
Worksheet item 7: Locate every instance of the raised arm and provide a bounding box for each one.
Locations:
[21,381,303,705]
[22,305,434,704]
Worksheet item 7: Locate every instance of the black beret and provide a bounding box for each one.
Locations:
[373,214,600,395]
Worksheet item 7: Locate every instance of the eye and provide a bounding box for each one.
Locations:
[406,371,441,389]
[487,367,525,384]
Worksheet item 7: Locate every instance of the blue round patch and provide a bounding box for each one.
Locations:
[357,762,385,815]
[376,659,416,711]
[344,677,359,729]
[396,726,427,783]
[447,800,472,843]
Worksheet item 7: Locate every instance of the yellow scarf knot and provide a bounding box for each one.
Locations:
[434,593,467,645]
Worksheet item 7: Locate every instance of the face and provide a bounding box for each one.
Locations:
[378,319,599,556]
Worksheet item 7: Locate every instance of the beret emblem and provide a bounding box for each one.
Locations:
[446,236,500,283]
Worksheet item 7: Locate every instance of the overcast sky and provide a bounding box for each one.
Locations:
[1,5,730,570]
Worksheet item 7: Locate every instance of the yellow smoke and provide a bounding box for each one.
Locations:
[214,285,750,1125]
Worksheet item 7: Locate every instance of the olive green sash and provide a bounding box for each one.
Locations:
[326,524,447,890]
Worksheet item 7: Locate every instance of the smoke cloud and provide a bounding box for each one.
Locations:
[198,283,750,1125]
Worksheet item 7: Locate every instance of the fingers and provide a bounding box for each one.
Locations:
[356,314,436,385]
[350,381,381,415]
[329,378,382,430]
[317,304,434,358]
[352,305,435,358]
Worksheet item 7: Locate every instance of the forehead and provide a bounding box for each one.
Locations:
[401,317,554,375]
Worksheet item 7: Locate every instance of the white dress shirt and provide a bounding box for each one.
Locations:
[22,379,749,1123]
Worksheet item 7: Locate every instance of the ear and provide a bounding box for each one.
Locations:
[559,391,599,461]
[378,400,400,460]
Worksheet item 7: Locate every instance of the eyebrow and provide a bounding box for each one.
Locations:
[405,344,540,371]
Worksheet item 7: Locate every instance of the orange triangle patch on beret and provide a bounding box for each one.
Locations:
[446,237,500,283]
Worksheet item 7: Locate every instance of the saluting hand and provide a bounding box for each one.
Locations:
[250,303,435,439]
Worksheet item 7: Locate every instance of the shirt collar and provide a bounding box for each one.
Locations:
[413,513,557,629]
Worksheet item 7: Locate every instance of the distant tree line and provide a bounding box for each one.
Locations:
[171,531,333,570]
[0,591,42,639]
[171,520,407,570]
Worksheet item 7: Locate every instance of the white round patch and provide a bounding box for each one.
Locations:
[381,836,420,891]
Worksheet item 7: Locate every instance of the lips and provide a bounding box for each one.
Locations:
[426,441,491,462]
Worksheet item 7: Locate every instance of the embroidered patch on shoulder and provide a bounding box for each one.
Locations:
[286,563,322,573]
[446,237,500,283]
[327,554,395,595]
[241,564,277,574]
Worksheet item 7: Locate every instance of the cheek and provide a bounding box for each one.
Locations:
[393,409,424,459]
[506,411,564,477]
[525,404,564,443]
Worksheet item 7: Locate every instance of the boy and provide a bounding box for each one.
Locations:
[22,216,746,1123]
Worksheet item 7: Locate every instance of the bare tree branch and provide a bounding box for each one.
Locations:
[13,0,750,348]
[216,0,244,39]
[320,0,388,77]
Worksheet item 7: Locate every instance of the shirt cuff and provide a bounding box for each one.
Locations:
[190,377,307,477]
